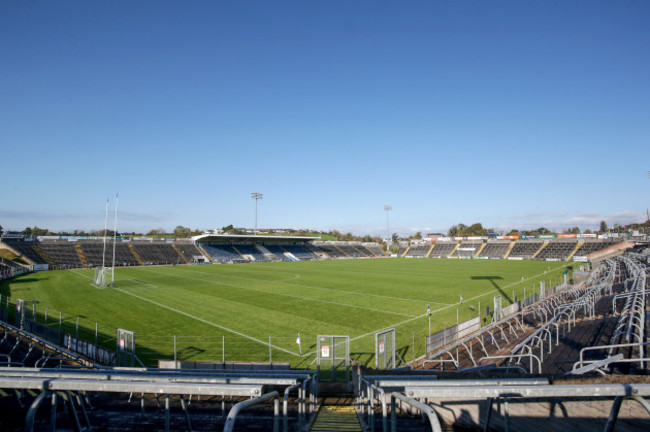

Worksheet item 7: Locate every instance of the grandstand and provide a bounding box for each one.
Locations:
[535,238,579,261]
[356,248,650,431]
[452,241,483,258]
[0,229,648,430]
[403,243,430,257]
[429,241,458,258]
[1,242,648,430]
[508,239,545,260]
[477,240,511,258]
[0,233,632,273]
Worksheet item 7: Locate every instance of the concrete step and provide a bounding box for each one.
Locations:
[310,405,362,432]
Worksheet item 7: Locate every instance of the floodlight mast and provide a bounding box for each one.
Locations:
[384,205,392,242]
[251,192,263,235]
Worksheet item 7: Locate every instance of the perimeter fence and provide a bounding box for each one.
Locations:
[0,272,571,369]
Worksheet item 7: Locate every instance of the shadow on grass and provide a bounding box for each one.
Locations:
[471,275,510,303]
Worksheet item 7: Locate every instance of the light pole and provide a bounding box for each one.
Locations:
[251,192,263,235]
[384,205,392,243]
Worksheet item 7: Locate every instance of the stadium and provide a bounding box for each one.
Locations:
[2,1,650,431]
[1,230,649,431]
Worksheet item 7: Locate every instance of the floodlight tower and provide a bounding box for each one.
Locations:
[251,192,263,235]
[384,205,392,243]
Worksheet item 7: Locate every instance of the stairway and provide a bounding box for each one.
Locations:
[172,244,190,264]
[531,240,549,259]
[503,241,516,259]
[197,246,213,263]
[75,244,88,266]
[128,245,144,265]
[566,240,585,261]
[32,245,55,267]
[310,404,362,432]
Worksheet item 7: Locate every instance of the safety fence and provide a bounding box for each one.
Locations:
[425,280,568,354]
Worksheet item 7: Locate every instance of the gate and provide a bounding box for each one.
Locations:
[317,335,350,384]
[15,299,25,329]
[493,295,503,322]
[375,328,396,370]
[117,328,136,367]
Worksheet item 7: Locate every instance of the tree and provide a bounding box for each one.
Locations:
[391,233,399,243]
[599,220,608,233]
[0,225,3,236]
[147,228,167,237]
[448,224,465,237]
[467,223,487,236]
[173,225,191,238]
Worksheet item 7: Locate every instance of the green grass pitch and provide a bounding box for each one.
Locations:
[0,258,570,368]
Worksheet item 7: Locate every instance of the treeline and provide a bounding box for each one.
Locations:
[446,220,650,237]
[2,225,203,239]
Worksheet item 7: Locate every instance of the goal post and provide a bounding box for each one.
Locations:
[92,267,113,289]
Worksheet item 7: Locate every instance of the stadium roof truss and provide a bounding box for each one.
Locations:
[191,233,318,244]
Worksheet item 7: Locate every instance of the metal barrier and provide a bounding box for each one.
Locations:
[403,383,650,432]
[223,391,280,432]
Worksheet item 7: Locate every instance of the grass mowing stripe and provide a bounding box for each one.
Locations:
[170,265,453,306]
[136,267,417,318]
[5,258,571,365]
[113,287,302,357]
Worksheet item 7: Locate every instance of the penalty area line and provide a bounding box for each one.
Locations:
[113,287,302,358]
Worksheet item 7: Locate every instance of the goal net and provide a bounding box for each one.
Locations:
[93,267,113,288]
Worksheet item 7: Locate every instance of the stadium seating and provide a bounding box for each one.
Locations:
[234,244,269,261]
[508,240,544,259]
[478,241,511,258]
[313,244,349,258]
[404,244,430,257]
[535,239,578,260]
[200,244,247,263]
[131,242,184,265]
[263,245,292,261]
[282,244,319,260]
[452,241,483,258]
[429,241,458,258]
[37,241,84,269]
[364,244,385,256]
[79,241,140,267]
[573,238,620,256]
[1,238,48,265]
[172,241,202,262]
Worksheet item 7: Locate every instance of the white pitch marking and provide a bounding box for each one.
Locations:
[138,267,417,318]
[299,265,569,356]
[72,268,302,356]
[169,266,450,306]
[113,287,302,357]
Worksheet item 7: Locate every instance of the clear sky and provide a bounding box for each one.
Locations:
[1,1,649,236]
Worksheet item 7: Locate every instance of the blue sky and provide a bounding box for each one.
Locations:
[1,1,649,236]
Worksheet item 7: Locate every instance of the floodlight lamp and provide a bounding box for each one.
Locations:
[384,205,392,211]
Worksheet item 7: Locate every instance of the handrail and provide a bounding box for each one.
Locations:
[390,392,443,432]
[479,353,542,374]
[0,320,89,366]
[223,391,280,432]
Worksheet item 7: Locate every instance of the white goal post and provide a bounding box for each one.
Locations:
[93,267,113,289]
